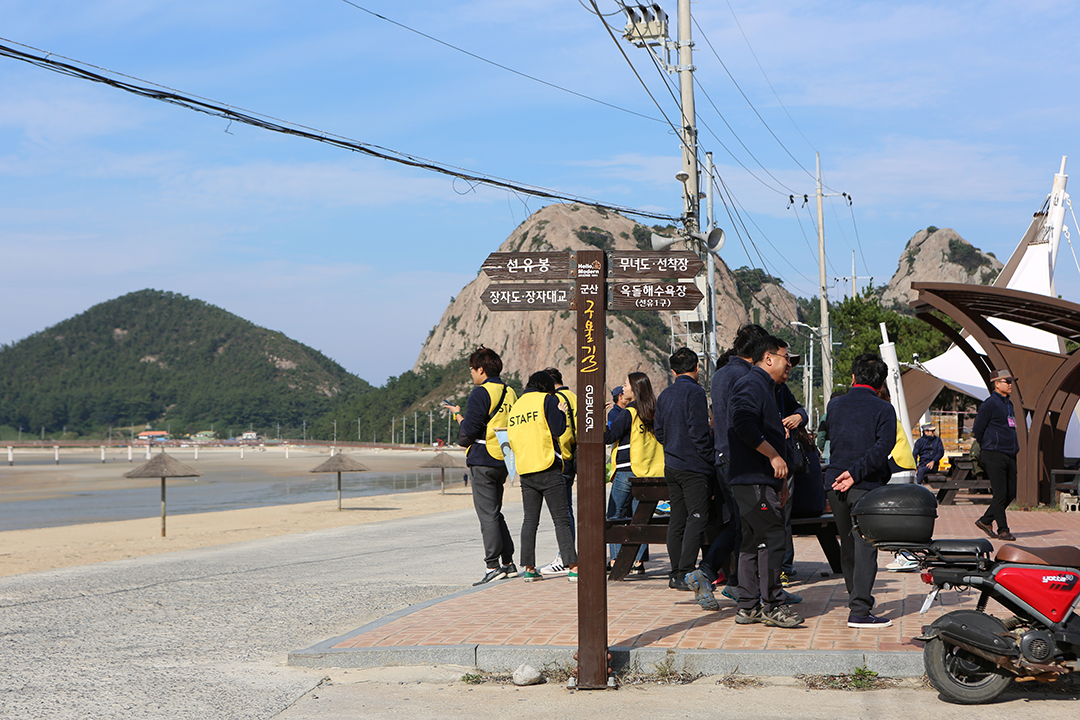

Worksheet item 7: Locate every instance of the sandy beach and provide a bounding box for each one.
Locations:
[0,445,508,577]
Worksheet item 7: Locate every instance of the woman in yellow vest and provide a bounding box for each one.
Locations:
[506,371,579,582]
[605,371,664,574]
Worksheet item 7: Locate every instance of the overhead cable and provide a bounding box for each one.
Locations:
[337,0,664,125]
[0,38,679,224]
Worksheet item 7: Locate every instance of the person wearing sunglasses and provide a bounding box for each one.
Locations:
[973,369,1020,541]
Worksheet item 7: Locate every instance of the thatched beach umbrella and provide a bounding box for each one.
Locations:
[310,453,369,510]
[123,452,201,537]
[419,451,466,494]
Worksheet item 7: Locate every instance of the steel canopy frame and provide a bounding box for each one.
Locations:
[910,282,1080,505]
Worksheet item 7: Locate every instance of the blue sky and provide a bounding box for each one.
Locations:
[2,0,1079,384]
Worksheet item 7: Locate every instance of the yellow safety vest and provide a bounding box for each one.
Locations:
[628,407,665,478]
[891,420,916,470]
[554,388,577,462]
[507,392,561,475]
[474,381,516,462]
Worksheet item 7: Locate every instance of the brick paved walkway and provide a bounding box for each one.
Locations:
[326,502,1079,656]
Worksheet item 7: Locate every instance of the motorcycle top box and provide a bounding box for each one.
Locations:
[851,484,938,544]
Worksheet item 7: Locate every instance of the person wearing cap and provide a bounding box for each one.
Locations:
[973,369,1019,541]
[912,425,945,485]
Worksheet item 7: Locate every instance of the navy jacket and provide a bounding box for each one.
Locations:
[654,374,714,476]
[605,403,632,469]
[728,365,790,489]
[973,392,1019,455]
[912,435,945,465]
[823,386,896,491]
[457,378,511,468]
[710,356,752,467]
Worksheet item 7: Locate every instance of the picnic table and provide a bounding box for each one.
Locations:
[604,477,842,581]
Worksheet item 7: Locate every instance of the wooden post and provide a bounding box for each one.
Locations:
[7,446,12,466]
[337,471,343,511]
[574,249,609,688]
[161,477,167,537]
[54,446,59,464]
[101,446,106,463]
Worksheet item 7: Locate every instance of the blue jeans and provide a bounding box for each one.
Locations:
[607,470,646,563]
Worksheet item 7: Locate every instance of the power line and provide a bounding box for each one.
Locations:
[722,0,818,155]
[0,38,679,224]
[337,0,665,125]
[691,13,815,185]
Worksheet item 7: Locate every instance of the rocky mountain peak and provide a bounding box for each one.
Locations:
[881,226,1002,309]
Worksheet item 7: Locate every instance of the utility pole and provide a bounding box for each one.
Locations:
[835,250,872,300]
[676,0,699,235]
[816,153,833,400]
[704,152,717,371]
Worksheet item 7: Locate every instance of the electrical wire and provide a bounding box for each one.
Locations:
[722,0,817,156]
[691,14,815,185]
[337,0,664,125]
[0,38,679,224]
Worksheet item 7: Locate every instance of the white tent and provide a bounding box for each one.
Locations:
[902,158,1080,455]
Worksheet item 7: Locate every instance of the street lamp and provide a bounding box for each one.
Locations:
[791,321,818,426]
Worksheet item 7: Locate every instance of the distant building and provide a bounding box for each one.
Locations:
[136,430,169,443]
[193,430,217,443]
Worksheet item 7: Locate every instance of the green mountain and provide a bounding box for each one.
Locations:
[0,289,371,437]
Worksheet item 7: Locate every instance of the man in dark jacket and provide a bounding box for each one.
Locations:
[727,335,802,629]
[973,369,1020,541]
[823,353,895,628]
[912,425,945,485]
[449,347,519,586]
[654,347,713,591]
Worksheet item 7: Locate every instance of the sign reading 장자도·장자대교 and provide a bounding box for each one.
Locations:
[480,283,572,311]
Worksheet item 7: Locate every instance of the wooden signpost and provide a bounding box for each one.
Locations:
[479,246,701,689]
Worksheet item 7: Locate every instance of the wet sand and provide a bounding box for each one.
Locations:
[0,446,508,578]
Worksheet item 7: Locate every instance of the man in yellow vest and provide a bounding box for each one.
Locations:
[507,371,579,582]
[449,347,519,586]
[538,366,577,576]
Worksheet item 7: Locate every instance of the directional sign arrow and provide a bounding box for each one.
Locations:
[482,283,573,311]
[607,281,704,311]
[481,252,572,280]
[608,250,703,279]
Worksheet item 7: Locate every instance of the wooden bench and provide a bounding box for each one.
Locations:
[1050,469,1080,499]
[603,477,842,581]
[935,456,991,505]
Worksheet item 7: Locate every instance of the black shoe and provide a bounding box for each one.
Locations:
[502,562,519,578]
[629,563,645,576]
[997,531,1016,542]
[669,574,691,591]
[974,519,996,538]
[473,567,507,586]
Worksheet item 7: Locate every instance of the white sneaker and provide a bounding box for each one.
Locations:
[886,553,918,572]
[539,555,568,575]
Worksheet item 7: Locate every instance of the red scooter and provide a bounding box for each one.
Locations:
[881,538,1080,703]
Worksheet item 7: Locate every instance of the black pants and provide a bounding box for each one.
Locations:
[979,449,1017,534]
[665,467,711,577]
[827,487,879,616]
[731,484,786,612]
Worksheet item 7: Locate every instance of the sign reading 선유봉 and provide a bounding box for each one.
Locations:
[481,252,572,280]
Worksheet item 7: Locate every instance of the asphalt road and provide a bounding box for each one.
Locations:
[0,505,509,719]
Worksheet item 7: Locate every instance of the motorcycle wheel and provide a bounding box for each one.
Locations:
[924,637,1010,704]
